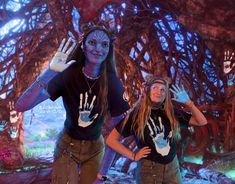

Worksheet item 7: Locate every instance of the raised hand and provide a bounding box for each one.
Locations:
[223,50,235,74]
[50,38,77,72]
[170,84,190,103]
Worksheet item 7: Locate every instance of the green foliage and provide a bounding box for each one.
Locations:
[27,128,59,142]
[24,142,55,160]
[45,128,59,140]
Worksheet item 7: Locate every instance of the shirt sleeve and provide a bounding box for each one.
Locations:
[174,108,191,128]
[115,111,134,138]
[108,73,130,117]
[47,72,64,101]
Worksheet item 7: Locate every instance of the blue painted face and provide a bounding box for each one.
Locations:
[84,30,110,65]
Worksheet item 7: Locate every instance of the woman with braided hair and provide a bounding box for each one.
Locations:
[15,24,129,184]
[106,75,207,184]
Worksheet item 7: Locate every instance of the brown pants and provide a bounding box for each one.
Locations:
[136,156,182,184]
[51,129,104,184]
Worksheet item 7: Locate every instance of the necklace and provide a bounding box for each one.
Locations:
[82,67,100,80]
[84,76,98,94]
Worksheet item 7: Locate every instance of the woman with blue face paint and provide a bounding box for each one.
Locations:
[106,75,207,184]
[15,24,129,184]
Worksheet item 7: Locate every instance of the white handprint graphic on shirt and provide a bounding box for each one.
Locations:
[9,126,18,139]
[78,92,98,127]
[9,101,21,124]
[147,116,172,156]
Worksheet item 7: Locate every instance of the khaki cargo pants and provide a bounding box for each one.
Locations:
[136,156,182,184]
[51,130,104,184]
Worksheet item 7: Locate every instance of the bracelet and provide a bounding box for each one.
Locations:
[185,100,194,108]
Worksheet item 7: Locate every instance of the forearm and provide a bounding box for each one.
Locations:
[106,130,135,160]
[15,82,50,112]
[186,100,207,126]
[15,67,58,112]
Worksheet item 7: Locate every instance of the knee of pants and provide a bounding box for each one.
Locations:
[52,152,79,184]
[79,150,104,184]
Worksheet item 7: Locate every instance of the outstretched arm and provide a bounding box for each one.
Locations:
[15,38,77,112]
[15,68,57,112]
[170,84,207,126]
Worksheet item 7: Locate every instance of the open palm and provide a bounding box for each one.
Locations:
[50,38,77,72]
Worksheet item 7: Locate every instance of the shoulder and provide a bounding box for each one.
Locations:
[107,72,126,95]
[65,61,81,72]
[107,72,117,80]
[107,72,123,86]
[174,108,191,123]
[62,61,82,77]
[173,108,185,117]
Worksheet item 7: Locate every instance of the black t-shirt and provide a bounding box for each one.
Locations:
[116,108,191,164]
[47,62,129,140]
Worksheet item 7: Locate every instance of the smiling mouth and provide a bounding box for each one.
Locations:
[92,52,103,56]
[154,95,162,98]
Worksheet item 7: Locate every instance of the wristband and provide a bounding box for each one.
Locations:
[185,100,194,108]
